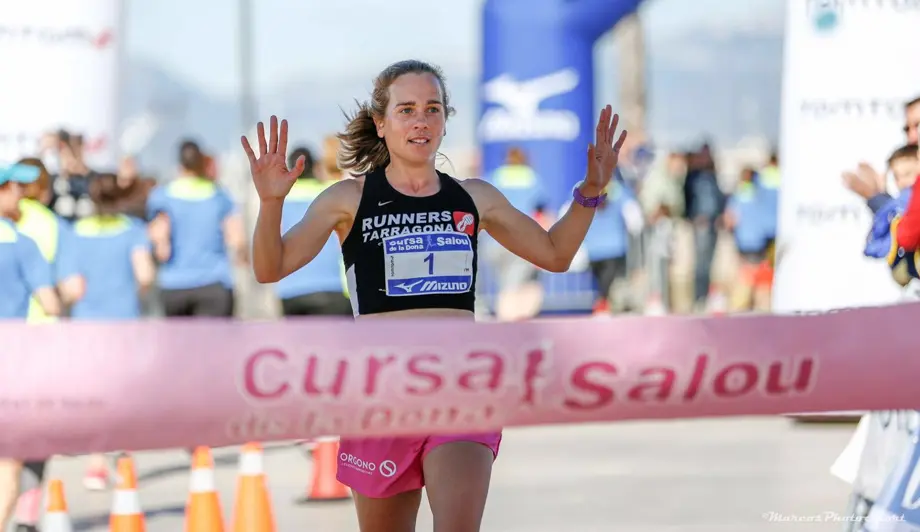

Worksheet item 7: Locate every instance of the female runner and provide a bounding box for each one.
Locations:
[244,59,626,532]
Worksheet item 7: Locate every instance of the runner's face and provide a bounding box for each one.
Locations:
[379,73,446,167]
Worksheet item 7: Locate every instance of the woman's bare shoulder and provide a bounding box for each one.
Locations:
[323,175,364,201]
[458,176,500,198]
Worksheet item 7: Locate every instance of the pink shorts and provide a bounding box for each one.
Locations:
[337,432,502,498]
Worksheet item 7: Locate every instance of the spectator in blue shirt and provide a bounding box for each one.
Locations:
[275,146,351,316]
[0,162,61,532]
[59,173,156,321]
[842,96,920,215]
[56,172,156,492]
[561,179,644,314]
[0,165,60,319]
[683,143,726,310]
[482,147,548,320]
[723,166,773,312]
[147,140,247,317]
[862,144,919,287]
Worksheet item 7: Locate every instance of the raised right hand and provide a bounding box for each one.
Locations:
[241,115,305,202]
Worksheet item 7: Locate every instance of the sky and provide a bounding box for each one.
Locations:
[126,0,785,99]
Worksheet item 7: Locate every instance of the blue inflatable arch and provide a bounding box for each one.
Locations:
[479,0,645,210]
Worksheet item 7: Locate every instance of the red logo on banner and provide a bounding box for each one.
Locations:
[0,26,115,49]
[92,30,114,49]
[453,211,475,235]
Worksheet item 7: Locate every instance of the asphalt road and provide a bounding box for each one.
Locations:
[28,417,858,531]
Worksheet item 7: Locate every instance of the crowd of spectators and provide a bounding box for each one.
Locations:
[478,137,782,319]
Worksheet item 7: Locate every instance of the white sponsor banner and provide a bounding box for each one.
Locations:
[0,0,123,168]
[774,0,920,313]
[778,0,920,504]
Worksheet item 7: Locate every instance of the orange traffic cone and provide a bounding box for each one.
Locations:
[41,479,72,532]
[186,447,225,532]
[110,455,146,532]
[231,443,275,532]
[301,438,350,502]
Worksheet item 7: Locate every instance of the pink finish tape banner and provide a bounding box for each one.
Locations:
[1,304,918,460]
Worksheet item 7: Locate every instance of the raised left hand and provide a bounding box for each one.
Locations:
[583,105,628,197]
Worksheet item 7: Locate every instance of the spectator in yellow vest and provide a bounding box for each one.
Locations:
[15,158,65,324]
[57,173,156,491]
[9,158,66,531]
[0,162,60,532]
[147,140,246,317]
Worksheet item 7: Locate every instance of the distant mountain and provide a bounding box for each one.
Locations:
[644,30,784,148]
[120,57,238,177]
[121,29,784,177]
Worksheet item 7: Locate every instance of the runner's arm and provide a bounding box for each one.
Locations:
[252,180,354,283]
[468,179,595,273]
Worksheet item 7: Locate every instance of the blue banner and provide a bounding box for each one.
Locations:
[479,0,644,210]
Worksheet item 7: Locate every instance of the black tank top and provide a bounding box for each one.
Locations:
[341,168,479,316]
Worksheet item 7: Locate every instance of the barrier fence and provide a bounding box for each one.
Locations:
[1,304,918,460]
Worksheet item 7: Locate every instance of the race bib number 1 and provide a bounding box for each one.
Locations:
[383,232,474,296]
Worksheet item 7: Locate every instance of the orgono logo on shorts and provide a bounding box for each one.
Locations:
[378,460,397,478]
[339,452,377,475]
[453,211,474,235]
